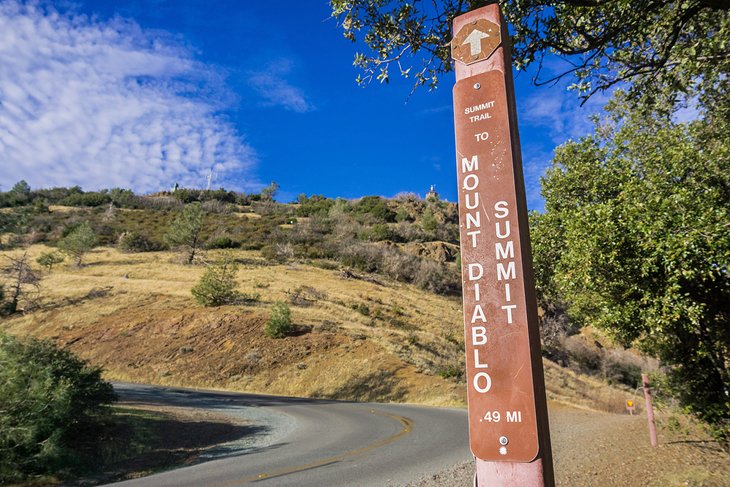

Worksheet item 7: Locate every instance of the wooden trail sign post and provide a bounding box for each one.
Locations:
[451,4,554,486]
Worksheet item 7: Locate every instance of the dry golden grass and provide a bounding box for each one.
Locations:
[0,245,634,410]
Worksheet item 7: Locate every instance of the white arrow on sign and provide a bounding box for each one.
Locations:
[463,29,490,56]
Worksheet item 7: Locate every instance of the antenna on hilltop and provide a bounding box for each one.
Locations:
[206,169,216,191]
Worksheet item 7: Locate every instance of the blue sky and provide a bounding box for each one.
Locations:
[0,0,605,210]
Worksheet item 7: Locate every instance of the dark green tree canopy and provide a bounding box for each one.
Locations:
[331,0,729,106]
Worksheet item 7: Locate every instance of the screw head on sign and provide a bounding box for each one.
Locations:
[474,83,481,90]
[499,446,507,455]
[499,436,509,446]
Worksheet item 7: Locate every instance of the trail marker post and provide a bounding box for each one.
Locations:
[642,373,658,447]
[451,5,554,486]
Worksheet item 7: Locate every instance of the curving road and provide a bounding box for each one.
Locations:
[106,383,472,487]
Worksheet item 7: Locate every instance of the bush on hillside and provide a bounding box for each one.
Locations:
[206,235,238,249]
[265,302,292,338]
[357,223,395,242]
[191,260,239,306]
[0,333,116,483]
[118,231,159,253]
[59,192,111,207]
[351,196,396,223]
[296,194,335,217]
[36,251,65,271]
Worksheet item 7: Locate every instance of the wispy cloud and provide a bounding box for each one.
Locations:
[0,1,258,193]
[248,59,314,113]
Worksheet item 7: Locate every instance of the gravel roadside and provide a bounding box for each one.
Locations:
[407,404,729,487]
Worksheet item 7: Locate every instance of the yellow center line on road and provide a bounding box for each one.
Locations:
[211,408,414,486]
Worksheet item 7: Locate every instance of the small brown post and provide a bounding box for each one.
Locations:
[451,4,554,486]
[642,373,658,447]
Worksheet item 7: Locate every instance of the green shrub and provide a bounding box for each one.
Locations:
[59,192,111,207]
[420,208,438,232]
[36,251,65,271]
[357,223,394,242]
[265,302,292,338]
[206,235,238,249]
[118,231,158,253]
[191,260,239,306]
[0,333,116,482]
[296,194,335,217]
[437,362,464,381]
[351,196,396,223]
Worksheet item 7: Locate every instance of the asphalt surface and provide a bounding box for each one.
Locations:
[106,383,472,487]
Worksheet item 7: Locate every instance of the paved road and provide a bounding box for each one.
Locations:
[106,383,472,487]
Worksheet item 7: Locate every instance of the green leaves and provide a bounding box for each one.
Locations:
[0,333,116,481]
[191,259,240,307]
[331,0,729,109]
[265,302,293,338]
[532,95,730,442]
[165,202,205,264]
[58,222,96,266]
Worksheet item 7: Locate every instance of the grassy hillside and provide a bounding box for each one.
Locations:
[0,193,656,411]
[0,242,644,411]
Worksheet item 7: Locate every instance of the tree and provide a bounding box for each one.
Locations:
[58,222,97,266]
[165,202,205,264]
[531,95,730,442]
[420,208,438,232]
[330,0,729,107]
[261,181,280,202]
[36,251,65,272]
[1,253,40,315]
[191,259,239,306]
[0,333,116,482]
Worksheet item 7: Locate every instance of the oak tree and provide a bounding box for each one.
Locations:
[531,95,730,442]
[331,0,729,107]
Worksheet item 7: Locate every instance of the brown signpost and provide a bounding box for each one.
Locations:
[451,4,554,486]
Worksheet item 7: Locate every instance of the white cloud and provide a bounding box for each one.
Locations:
[248,59,313,113]
[0,1,258,193]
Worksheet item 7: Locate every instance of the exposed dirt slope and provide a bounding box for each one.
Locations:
[2,245,640,410]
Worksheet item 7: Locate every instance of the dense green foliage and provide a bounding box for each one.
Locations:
[191,260,240,306]
[0,333,116,482]
[331,0,729,107]
[265,302,293,338]
[58,222,97,266]
[165,203,205,264]
[296,194,335,217]
[531,97,729,441]
[350,196,396,223]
